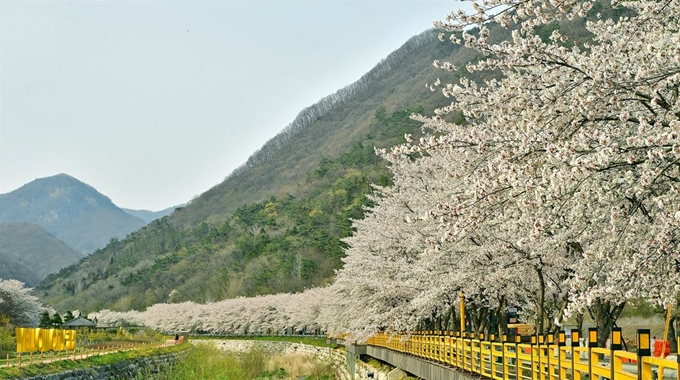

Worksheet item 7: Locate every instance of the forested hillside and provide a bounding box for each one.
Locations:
[37,107,429,311]
[0,222,84,286]
[34,22,523,313]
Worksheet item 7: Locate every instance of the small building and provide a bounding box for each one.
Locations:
[62,316,96,329]
[63,316,109,330]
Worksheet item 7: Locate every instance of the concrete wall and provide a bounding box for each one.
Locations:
[366,346,477,380]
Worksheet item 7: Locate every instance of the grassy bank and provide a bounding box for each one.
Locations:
[0,341,191,379]
[140,343,340,380]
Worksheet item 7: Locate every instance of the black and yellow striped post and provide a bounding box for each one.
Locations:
[538,334,545,380]
[610,327,623,380]
[516,334,521,379]
[538,335,547,380]
[502,334,508,379]
[558,330,566,379]
[468,332,475,371]
[456,330,461,368]
[637,329,651,380]
[588,328,597,380]
[547,333,554,380]
[571,330,580,380]
[531,335,537,380]
[478,332,484,373]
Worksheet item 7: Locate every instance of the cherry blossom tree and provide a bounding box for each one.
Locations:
[92,288,328,335]
[0,279,49,327]
[422,0,679,343]
[325,0,679,346]
[324,132,574,338]
[427,1,680,332]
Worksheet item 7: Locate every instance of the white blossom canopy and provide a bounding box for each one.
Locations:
[92,287,327,335]
[326,0,680,338]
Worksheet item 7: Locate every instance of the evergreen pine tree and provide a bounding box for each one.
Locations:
[63,310,75,323]
[39,311,50,328]
[50,312,63,327]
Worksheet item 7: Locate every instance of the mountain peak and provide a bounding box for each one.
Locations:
[0,174,146,253]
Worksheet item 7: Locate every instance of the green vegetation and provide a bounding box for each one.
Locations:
[0,222,83,286]
[140,343,340,380]
[36,26,470,313]
[0,340,190,379]
[38,105,430,312]
[0,323,168,366]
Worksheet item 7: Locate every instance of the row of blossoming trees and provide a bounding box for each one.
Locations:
[320,0,680,346]
[92,288,328,336]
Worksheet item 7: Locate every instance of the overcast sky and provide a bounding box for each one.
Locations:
[1,0,470,211]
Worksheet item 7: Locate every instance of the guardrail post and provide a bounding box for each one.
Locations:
[610,327,623,380]
[571,330,580,380]
[637,329,651,380]
[516,334,522,380]
[588,327,597,380]
[502,334,508,380]
[480,332,485,373]
[677,334,680,380]
[558,330,566,379]
[440,330,444,363]
[531,335,537,380]
[538,334,545,380]
[469,332,474,370]
[456,331,461,368]
[547,333,554,380]
[463,331,467,370]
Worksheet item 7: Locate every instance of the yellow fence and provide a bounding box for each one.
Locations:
[367,331,679,380]
[15,328,76,353]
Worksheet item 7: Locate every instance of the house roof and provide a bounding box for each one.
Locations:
[62,316,96,327]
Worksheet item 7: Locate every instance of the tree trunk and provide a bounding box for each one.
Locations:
[588,299,626,347]
[669,316,677,353]
[576,312,585,339]
[534,265,546,335]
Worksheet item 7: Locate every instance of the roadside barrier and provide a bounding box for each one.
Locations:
[366,328,678,380]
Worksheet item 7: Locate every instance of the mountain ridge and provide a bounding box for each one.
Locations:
[0,173,147,253]
[122,205,183,224]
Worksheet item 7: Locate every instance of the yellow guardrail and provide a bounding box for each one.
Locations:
[366,331,680,380]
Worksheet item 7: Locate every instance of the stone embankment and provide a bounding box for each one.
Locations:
[13,351,187,380]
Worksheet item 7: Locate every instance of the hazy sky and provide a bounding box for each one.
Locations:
[1,0,470,211]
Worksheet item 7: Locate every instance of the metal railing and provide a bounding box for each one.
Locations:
[366,329,679,380]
